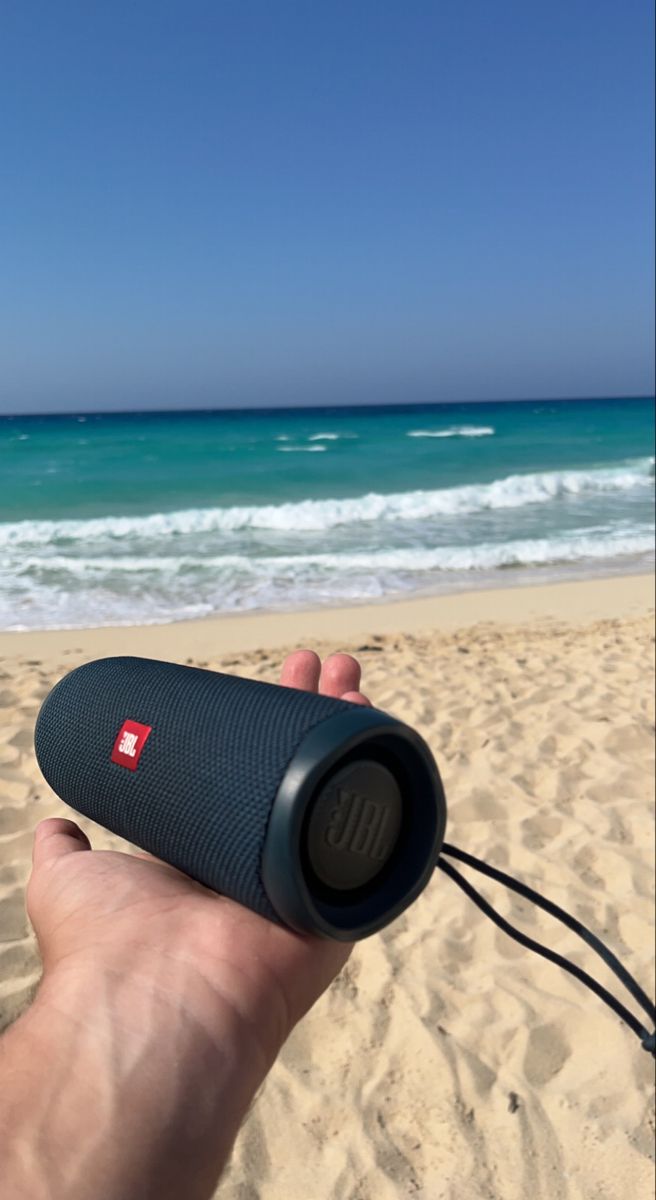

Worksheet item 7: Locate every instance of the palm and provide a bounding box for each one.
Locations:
[28,650,371,1045]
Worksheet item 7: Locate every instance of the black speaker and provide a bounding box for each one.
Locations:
[34,657,447,940]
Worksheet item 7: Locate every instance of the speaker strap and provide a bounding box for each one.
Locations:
[436,843,656,1056]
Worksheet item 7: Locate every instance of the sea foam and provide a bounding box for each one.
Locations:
[4,526,653,632]
[1,459,652,548]
[12,526,654,579]
[407,425,495,438]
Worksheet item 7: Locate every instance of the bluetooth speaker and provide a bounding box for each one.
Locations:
[34,656,447,940]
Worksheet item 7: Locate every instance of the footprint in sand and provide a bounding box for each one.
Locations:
[523,1022,571,1086]
[521,814,562,851]
[0,889,29,942]
[449,787,507,821]
[9,728,34,753]
[0,806,30,836]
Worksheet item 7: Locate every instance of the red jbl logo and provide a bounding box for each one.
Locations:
[111,719,152,771]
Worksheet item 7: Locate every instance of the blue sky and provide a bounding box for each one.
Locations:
[1,1,654,414]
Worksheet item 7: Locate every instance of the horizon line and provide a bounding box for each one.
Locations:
[2,393,654,420]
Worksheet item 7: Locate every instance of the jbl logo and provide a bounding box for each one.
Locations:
[111,719,152,771]
[324,788,392,861]
[118,731,139,757]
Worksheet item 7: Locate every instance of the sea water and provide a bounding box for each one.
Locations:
[1,397,653,630]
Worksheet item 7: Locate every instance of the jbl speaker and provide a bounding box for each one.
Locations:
[34,657,447,940]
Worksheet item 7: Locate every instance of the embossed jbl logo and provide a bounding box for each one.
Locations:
[324,788,392,861]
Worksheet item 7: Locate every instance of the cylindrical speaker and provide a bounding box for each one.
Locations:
[34,657,447,940]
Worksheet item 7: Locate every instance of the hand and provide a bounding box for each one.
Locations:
[2,651,372,1200]
[27,650,372,1061]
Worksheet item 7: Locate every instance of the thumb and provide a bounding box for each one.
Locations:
[32,818,91,868]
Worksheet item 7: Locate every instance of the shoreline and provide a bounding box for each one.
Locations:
[1,571,653,661]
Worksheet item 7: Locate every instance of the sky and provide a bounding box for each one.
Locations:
[1,1,654,415]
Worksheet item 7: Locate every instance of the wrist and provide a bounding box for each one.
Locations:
[39,944,281,1076]
[1,957,278,1200]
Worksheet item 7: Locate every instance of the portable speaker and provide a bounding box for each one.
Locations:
[34,656,447,940]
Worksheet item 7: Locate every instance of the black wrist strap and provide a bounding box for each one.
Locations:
[436,843,656,1056]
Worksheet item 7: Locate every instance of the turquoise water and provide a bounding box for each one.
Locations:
[1,397,653,630]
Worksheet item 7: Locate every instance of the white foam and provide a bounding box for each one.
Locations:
[1,459,651,547]
[407,426,495,438]
[4,526,653,631]
[9,526,653,579]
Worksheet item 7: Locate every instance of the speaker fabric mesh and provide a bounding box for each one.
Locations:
[34,657,358,921]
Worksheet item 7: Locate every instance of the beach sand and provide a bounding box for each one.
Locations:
[0,573,654,1199]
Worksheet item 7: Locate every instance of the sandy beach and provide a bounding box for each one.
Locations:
[0,573,654,1200]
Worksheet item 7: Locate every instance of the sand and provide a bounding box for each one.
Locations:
[0,573,654,1199]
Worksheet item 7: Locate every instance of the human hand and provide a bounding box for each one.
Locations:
[27,649,372,1062]
[1,651,372,1200]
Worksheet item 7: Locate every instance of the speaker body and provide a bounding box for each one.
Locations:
[34,657,447,940]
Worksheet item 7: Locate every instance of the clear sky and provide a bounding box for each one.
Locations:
[1,1,654,415]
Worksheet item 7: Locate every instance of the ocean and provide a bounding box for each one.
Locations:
[1,397,653,631]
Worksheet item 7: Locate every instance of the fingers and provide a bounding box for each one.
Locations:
[32,818,91,868]
[279,650,321,691]
[319,653,362,699]
[280,650,372,705]
[340,690,372,707]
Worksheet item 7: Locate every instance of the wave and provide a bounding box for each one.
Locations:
[1,459,652,548]
[278,431,358,448]
[276,445,327,453]
[406,426,495,438]
[9,527,653,579]
[5,526,653,630]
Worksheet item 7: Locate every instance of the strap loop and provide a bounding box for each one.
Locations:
[436,844,655,1056]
